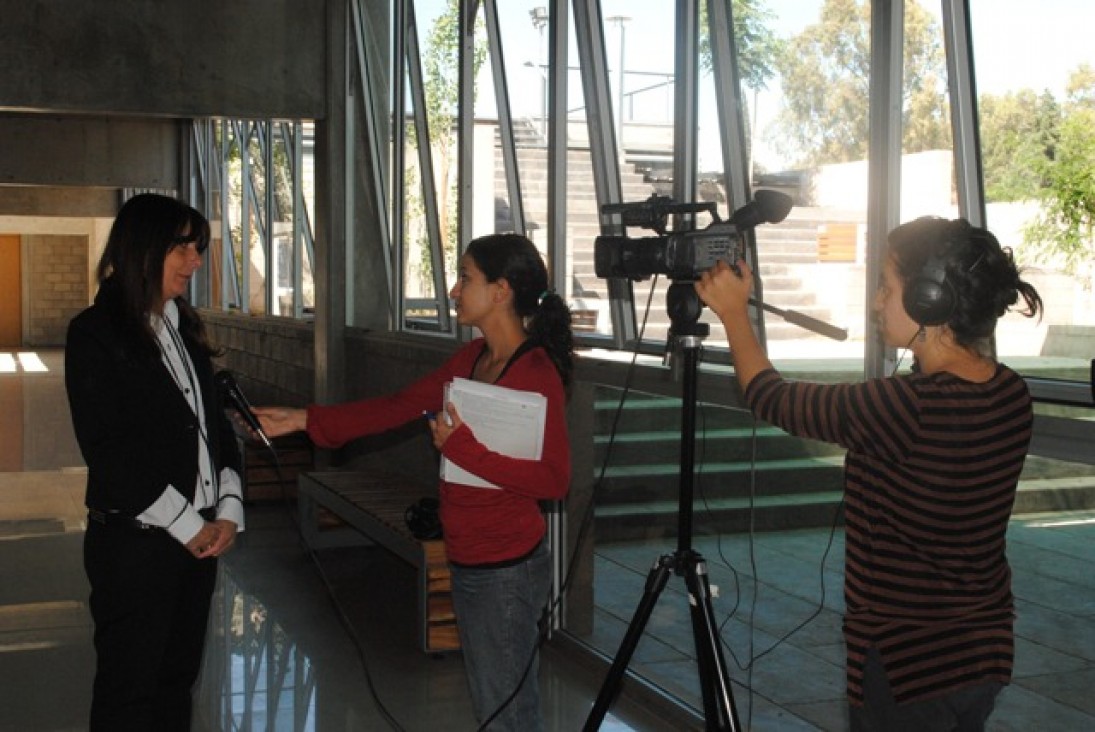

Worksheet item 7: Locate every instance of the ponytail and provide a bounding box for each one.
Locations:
[528,291,575,389]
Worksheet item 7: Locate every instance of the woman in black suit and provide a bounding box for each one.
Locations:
[65,193,245,731]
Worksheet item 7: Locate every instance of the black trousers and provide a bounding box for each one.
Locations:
[84,521,217,732]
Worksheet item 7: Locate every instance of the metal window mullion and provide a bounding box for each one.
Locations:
[345,69,356,327]
[543,0,568,631]
[291,122,305,317]
[671,1,699,212]
[405,2,450,331]
[242,121,270,247]
[241,595,265,728]
[269,121,305,317]
[239,121,253,314]
[941,0,985,225]
[707,0,766,348]
[706,1,749,212]
[573,0,635,348]
[276,121,317,270]
[392,0,407,331]
[275,121,306,318]
[191,121,209,208]
[264,120,276,315]
[351,0,394,323]
[865,0,905,378]
[456,0,476,342]
[483,0,526,237]
[547,0,568,298]
[220,119,239,311]
[295,650,316,729]
[268,638,292,724]
[189,121,211,307]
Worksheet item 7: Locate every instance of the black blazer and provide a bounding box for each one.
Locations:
[65,287,241,517]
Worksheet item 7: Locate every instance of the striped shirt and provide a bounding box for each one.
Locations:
[745,365,1031,705]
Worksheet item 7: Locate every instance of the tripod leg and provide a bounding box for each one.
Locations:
[583,555,675,732]
[685,555,741,732]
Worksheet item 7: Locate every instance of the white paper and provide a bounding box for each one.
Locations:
[440,377,547,489]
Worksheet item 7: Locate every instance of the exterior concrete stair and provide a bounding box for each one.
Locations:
[589,389,1095,543]
[493,127,840,343]
[591,389,846,541]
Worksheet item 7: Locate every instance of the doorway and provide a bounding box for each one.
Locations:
[0,235,21,346]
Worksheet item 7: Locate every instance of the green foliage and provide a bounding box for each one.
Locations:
[1023,70,1095,280]
[771,0,948,166]
[979,90,1060,203]
[699,0,784,92]
[406,0,488,295]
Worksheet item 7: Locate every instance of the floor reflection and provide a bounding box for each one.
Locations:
[191,507,665,732]
[6,349,1094,730]
[198,568,318,731]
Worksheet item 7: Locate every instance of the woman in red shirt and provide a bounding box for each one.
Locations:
[257,233,573,731]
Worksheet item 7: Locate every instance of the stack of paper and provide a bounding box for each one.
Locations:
[439,377,547,489]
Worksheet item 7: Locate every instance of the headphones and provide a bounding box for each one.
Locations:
[902,251,956,327]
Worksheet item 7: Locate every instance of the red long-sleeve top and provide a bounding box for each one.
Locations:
[306,339,570,565]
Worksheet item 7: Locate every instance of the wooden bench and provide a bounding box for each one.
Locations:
[241,433,314,503]
[296,470,459,654]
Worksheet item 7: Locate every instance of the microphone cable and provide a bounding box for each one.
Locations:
[475,275,663,731]
[690,325,845,729]
[238,421,409,731]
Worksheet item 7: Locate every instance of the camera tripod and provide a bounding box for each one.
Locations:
[584,281,741,732]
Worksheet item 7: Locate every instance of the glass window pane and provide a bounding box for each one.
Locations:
[399,0,465,331]
[969,0,1095,529]
[711,0,870,368]
[971,0,1094,371]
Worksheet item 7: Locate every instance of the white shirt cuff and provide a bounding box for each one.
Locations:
[216,468,246,531]
[136,486,204,545]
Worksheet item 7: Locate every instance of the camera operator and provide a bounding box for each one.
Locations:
[695,217,1043,732]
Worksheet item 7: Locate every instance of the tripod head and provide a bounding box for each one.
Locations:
[666,281,709,341]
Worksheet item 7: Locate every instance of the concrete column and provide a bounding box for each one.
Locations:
[314,0,349,409]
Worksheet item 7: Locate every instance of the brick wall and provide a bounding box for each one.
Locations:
[203,310,315,407]
[24,234,88,346]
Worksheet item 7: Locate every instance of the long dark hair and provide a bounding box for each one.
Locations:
[465,233,575,387]
[889,216,1043,354]
[96,193,217,358]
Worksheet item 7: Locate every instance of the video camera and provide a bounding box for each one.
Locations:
[594,190,793,282]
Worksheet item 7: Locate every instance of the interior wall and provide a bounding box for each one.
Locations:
[0,0,325,120]
[0,235,21,347]
[0,116,184,190]
[22,234,89,346]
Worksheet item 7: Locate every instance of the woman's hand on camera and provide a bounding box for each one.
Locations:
[695,258,752,320]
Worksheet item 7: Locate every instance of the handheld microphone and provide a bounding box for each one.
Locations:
[214,370,272,449]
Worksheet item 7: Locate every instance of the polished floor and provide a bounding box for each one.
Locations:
[2,349,1095,731]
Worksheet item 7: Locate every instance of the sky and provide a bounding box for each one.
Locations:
[416,0,1095,170]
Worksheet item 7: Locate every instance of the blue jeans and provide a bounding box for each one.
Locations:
[450,541,552,732]
[849,645,1004,732]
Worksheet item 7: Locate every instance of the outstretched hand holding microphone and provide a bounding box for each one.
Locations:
[214,370,287,450]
